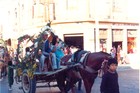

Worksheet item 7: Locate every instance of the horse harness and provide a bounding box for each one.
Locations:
[71,52,108,77]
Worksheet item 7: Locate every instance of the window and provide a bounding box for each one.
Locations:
[67,0,79,18]
[48,3,55,20]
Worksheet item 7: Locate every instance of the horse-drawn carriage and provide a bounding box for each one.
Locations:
[14,23,74,93]
[15,22,112,93]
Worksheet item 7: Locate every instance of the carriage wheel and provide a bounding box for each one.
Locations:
[22,70,36,93]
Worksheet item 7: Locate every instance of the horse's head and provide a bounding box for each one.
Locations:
[95,51,112,77]
[98,59,109,77]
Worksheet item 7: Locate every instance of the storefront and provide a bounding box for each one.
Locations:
[99,29,107,52]
[127,29,137,54]
[52,20,139,54]
[64,33,84,49]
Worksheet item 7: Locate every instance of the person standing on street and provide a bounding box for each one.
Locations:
[117,45,121,64]
[8,60,14,90]
[110,49,116,58]
[100,58,120,93]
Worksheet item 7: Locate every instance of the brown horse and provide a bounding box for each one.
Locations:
[57,51,111,93]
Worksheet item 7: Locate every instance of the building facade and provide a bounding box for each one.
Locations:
[0,0,139,55]
[51,0,139,55]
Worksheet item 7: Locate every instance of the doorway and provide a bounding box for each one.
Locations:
[64,34,84,49]
[112,42,122,50]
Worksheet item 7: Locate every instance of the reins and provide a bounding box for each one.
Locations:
[98,59,108,78]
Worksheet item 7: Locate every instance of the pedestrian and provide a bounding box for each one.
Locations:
[112,46,116,58]
[110,49,116,58]
[120,49,124,64]
[8,61,14,90]
[100,58,120,93]
[117,45,121,64]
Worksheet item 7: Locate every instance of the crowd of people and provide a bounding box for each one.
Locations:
[40,30,82,71]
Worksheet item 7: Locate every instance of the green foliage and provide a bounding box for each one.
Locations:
[15,22,52,77]
[15,31,44,77]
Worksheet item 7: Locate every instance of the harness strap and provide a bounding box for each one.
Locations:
[85,66,98,74]
[79,65,98,74]
[82,52,90,67]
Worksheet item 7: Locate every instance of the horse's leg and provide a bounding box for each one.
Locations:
[80,70,96,93]
[56,72,67,93]
[78,79,82,90]
[83,78,94,93]
[71,87,76,93]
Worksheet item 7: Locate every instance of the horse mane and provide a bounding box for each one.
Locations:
[90,51,111,57]
[98,51,111,57]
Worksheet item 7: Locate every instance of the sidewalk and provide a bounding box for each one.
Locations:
[125,54,140,69]
[116,53,140,70]
[117,64,134,71]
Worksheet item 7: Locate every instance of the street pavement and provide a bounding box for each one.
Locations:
[0,64,139,93]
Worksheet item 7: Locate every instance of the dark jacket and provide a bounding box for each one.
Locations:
[100,71,120,93]
[8,62,14,87]
[42,40,52,56]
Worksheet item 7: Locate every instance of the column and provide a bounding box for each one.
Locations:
[137,24,140,56]
[95,20,100,52]
[94,0,100,52]
[137,24,140,68]
[122,28,127,55]
[84,28,95,52]
[107,25,112,53]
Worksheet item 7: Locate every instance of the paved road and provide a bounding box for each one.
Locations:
[92,66,139,93]
[0,65,139,93]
